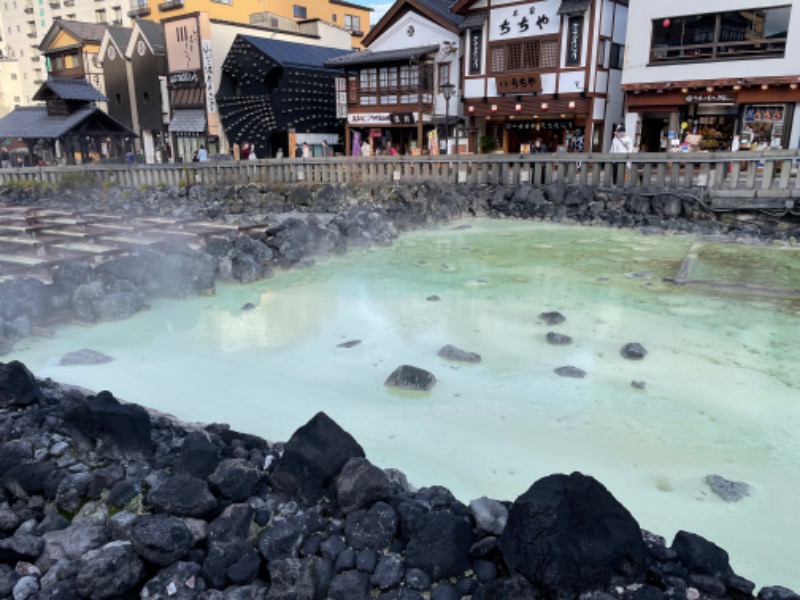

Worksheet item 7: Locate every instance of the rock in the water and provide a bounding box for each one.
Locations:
[500,472,647,596]
[758,586,800,600]
[705,475,751,503]
[546,332,572,345]
[385,365,437,391]
[59,349,114,366]
[270,412,366,505]
[554,365,586,378]
[621,342,648,360]
[631,380,646,390]
[426,295,441,302]
[241,303,256,311]
[437,345,481,363]
[337,340,362,348]
[539,311,566,325]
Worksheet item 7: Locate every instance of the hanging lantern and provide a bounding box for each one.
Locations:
[662,18,671,28]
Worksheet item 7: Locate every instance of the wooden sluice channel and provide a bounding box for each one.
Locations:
[0,206,252,282]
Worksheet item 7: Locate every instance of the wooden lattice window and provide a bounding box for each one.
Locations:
[490,37,558,73]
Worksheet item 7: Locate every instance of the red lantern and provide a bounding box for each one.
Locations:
[663,18,671,28]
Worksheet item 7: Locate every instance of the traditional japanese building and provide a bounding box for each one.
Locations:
[100,20,169,162]
[325,0,463,155]
[453,0,628,154]
[621,1,798,152]
[217,35,350,158]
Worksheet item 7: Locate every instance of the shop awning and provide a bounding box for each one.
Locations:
[558,0,591,16]
[168,109,206,133]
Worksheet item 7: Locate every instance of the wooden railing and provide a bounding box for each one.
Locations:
[1,151,799,207]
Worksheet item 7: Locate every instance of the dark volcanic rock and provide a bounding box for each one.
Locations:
[58,349,114,366]
[546,332,573,345]
[270,411,366,506]
[62,390,153,459]
[539,311,566,325]
[335,457,393,514]
[74,540,144,600]
[500,472,647,596]
[384,365,437,391]
[140,561,205,599]
[621,342,648,360]
[147,474,218,517]
[345,501,398,551]
[671,530,733,578]
[174,431,221,479]
[437,344,481,363]
[554,365,586,378]
[208,458,260,501]
[405,512,473,580]
[129,514,195,565]
[0,360,41,408]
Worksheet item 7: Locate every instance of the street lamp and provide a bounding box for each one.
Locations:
[440,83,455,155]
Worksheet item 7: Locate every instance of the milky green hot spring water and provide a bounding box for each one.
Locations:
[9,219,800,589]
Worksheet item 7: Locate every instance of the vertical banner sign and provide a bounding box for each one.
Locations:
[335,77,348,118]
[201,39,217,114]
[470,29,482,74]
[348,76,358,104]
[567,16,582,65]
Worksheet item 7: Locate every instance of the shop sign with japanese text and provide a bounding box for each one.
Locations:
[495,74,543,94]
[490,0,559,41]
[566,16,582,65]
[684,92,737,104]
[201,40,217,114]
[168,71,200,87]
[505,119,574,131]
[347,113,392,125]
[470,29,482,74]
[390,113,416,124]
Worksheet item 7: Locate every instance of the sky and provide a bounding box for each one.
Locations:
[365,0,392,25]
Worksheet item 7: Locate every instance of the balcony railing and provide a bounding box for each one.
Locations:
[128,4,150,16]
[27,32,38,38]
[650,38,787,64]
[23,4,34,12]
[158,0,184,11]
[63,0,75,6]
[49,0,60,7]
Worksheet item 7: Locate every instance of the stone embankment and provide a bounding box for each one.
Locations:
[2,180,799,356]
[1,360,798,600]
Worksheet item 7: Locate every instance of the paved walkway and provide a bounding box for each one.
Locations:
[0,206,245,282]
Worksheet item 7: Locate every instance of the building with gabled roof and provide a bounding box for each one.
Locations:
[0,76,133,164]
[100,19,169,163]
[325,0,463,155]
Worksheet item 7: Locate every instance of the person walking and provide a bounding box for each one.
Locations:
[0,149,10,168]
[530,138,548,153]
[610,126,633,153]
[197,145,208,162]
[302,142,311,159]
[360,140,371,157]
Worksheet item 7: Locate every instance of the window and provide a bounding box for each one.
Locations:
[113,6,122,21]
[66,12,75,18]
[438,63,450,87]
[332,13,336,22]
[650,6,790,63]
[95,8,106,22]
[293,4,306,18]
[489,38,558,73]
[359,68,377,91]
[609,42,624,69]
[11,73,17,79]
[344,14,360,33]
[13,96,20,103]
[211,0,232,4]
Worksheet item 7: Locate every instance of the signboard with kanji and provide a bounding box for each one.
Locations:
[684,92,737,104]
[495,74,543,94]
[490,0,559,41]
[566,16,583,65]
[505,119,574,131]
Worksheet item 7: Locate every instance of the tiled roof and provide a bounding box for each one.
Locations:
[240,36,352,70]
[32,77,107,102]
[459,13,486,30]
[325,44,440,67]
[557,0,591,15]
[58,19,107,43]
[168,109,207,133]
[107,26,133,53]
[415,0,462,28]
[0,105,98,138]
[137,20,166,54]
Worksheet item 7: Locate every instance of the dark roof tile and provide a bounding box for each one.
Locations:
[325,44,440,67]
[32,77,107,102]
[239,35,352,70]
